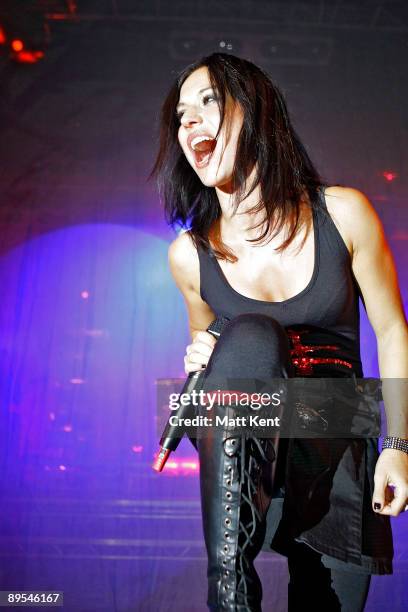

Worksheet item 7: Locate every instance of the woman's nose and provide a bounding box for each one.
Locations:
[181,108,202,127]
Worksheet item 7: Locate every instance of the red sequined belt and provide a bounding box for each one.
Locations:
[286,327,354,376]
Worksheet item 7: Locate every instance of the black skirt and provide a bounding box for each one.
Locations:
[263,434,394,574]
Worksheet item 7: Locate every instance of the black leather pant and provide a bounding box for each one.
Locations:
[196,314,371,611]
[287,539,371,612]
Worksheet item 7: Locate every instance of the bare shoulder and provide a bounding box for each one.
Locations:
[168,230,200,293]
[324,185,376,214]
[168,231,216,336]
[323,186,385,257]
[324,188,406,339]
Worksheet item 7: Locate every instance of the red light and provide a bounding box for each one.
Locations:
[382,171,397,182]
[14,50,44,64]
[158,455,200,475]
[0,26,6,45]
[11,39,24,52]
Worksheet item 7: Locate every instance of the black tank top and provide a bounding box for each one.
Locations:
[197,187,364,377]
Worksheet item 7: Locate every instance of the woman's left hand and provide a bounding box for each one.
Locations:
[372,449,408,516]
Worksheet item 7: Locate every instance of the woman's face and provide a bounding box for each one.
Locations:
[176,66,244,191]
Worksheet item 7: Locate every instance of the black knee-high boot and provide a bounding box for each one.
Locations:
[197,314,295,611]
[198,404,278,612]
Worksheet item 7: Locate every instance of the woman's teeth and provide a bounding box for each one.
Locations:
[191,135,214,150]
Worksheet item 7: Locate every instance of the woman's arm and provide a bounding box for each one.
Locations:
[168,231,216,337]
[168,231,217,372]
[326,186,408,516]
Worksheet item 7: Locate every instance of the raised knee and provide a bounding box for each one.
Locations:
[205,313,292,379]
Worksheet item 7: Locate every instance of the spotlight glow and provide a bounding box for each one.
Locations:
[11,39,24,52]
[382,171,397,182]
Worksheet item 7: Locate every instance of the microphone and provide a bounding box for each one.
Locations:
[152,316,230,472]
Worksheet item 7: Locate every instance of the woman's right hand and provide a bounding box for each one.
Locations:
[184,331,217,374]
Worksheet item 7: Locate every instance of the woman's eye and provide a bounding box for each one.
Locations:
[203,94,217,105]
[176,93,218,122]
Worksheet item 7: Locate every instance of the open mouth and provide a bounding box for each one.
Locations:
[190,136,217,168]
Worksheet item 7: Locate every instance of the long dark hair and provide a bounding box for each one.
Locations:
[149,52,326,261]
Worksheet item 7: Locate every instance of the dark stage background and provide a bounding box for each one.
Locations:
[0,2,407,611]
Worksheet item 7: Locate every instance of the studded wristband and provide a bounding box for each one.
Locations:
[382,436,408,455]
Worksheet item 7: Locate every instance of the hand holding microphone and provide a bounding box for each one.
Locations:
[152,316,229,472]
[184,329,217,374]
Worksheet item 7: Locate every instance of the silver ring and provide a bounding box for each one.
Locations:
[405,505,408,512]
